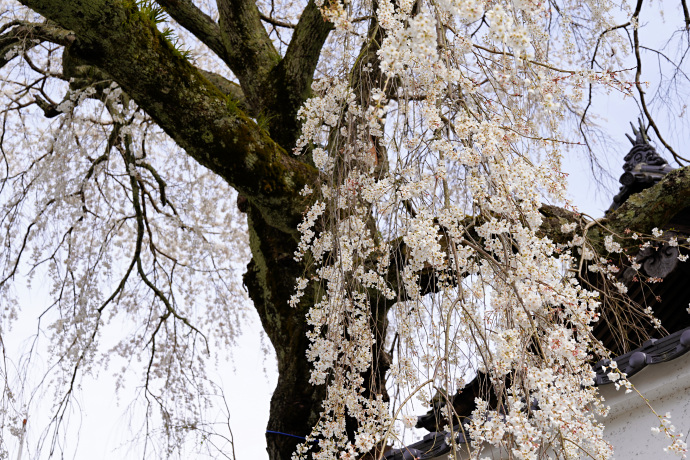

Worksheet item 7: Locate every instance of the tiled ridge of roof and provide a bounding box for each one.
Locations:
[384,325,690,460]
[383,425,469,460]
[593,326,690,385]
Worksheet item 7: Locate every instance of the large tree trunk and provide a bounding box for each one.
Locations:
[242,205,326,458]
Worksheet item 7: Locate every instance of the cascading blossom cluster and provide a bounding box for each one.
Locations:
[291,0,685,458]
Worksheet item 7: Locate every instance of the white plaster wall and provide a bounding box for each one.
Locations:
[597,351,690,459]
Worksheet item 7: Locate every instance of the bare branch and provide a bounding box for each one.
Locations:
[632,0,690,164]
[154,0,229,64]
[259,12,296,29]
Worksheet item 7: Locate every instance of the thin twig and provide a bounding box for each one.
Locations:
[632,0,690,164]
[259,12,296,29]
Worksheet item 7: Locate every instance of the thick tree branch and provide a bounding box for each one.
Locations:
[154,0,228,65]
[280,0,334,100]
[538,168,690,256]
[538,204,581,244]
[148,0,331,141]
[198,69,250,113]
[266,0,334,148]
[216,0,280,111]
[19,0,315,233]
[382,167,690,301]
[538,169,690,253]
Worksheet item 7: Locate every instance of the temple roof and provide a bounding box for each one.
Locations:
[386,325,690,460]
